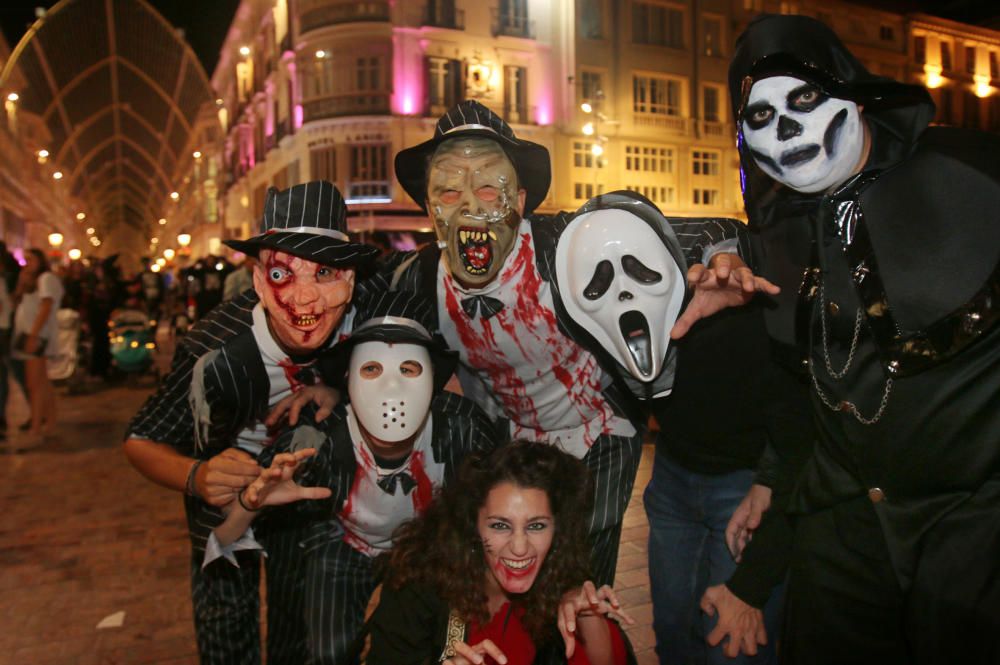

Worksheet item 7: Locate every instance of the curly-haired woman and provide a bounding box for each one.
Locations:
[367,440,635,665]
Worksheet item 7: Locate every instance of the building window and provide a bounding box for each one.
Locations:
[573,141,603,169]
[574,182,603,200]
[938,88,954,124]
[625,145,674,173]
[626,184,674,206]
[692,150,720,176]
[633,74,683,116]
[941,42,952,71]
[702,86,722,122]
[879,25,894,41]
[965,46,977,75]
[427,57,464,113]
[496,0,531,38]
[236,61,254,102]
[578,0,602,39]
[504,66,528,124]
[692,188,719,206]
[991,51,999,79]
[914,36,926,64]
[357,57,381,92]
[580,70,604,103]
[310,145,336,182]
[703,16,722,56]
[632,2,684,49]
[349,144,390,199]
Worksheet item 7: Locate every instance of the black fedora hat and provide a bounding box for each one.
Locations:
[320,290,458,393]
[394,100,551,216]
[224,180,379,268]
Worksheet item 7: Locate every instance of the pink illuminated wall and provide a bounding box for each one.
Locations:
[392,31,424,116]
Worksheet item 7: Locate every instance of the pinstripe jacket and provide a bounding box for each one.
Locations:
[127,289,332,553]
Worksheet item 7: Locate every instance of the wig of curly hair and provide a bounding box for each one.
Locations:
[383,440,594,644]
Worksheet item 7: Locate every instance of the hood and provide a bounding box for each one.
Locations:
[729,14,935,226]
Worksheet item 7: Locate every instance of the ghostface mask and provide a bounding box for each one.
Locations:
[555,207,686,382]
[426,138,526,288]
[348,341,434,444]
[742,75,865,193]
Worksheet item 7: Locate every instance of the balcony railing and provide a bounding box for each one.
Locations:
[492,8,535,39]
[300,1,390,33]
[634,113,689,134]
[302,93,390,123]
[699,120,728,138]
[423,6,465,30]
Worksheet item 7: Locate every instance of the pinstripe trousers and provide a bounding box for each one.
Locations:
[300,536,378,665]
[190,526,310,665]
[583,430,645,587]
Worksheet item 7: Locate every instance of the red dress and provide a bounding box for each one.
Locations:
[467,602,627,665]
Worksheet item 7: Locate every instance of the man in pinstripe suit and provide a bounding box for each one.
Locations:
[123,181,378,664]
[391,100,775,586]
[202,290,499,664]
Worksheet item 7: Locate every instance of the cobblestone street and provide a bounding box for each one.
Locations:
[0,348,657,664]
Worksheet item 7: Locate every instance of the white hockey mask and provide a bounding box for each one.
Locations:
[348,341,434,443]
[555,208,685,382]
[742,75,864,193]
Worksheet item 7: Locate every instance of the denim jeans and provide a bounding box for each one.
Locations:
[644,451,782,665]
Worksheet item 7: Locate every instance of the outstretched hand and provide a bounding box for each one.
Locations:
[671,254,780,339]
[558,581,634,659]
[241,448,331,510]
[265,385,341,428]
[195,448,262,507]
[701,584,767,658]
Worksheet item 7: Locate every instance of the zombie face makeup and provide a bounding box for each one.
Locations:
[477,482,554,598]
[348,341,434,453]
[426,138,527,288]
[742,75,865,193]
[253,249,355,354]
[556,208,685,382]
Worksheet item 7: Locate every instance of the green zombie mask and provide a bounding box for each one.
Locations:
[426,138,527,289]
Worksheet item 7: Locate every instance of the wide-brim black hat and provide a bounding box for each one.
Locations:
[224,180,379,269]
[394,100,551,216]
[320,290,458,393]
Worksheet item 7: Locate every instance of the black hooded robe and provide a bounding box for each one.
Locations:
[730,14,1000,665]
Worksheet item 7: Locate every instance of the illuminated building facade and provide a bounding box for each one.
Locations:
[210,0,1000,242]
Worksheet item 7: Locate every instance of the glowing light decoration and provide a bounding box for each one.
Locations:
[177,234,192,247]
[239,46,251,57]
[156,258,166,267]
[150,263,161,273]
[170,191,180,201]
[159,218,167,225]
[48,233,64,247]
[582,122,595,136]
[294,104,303,129]
[193,151,202,159]
[974,76,992,98]
[68,249,82,260]
[53,171,63,180]
[391,33,424,116]
[6,93,18,102]
[163,248,176,261]
[76,212,86,220]
[86,227,95,235]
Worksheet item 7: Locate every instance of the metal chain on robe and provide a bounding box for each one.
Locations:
[811,277,893,425]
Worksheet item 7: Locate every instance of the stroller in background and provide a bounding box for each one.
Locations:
[109,308,160,381]
[48,308,82,382]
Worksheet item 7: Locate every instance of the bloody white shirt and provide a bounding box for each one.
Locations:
[437,220,636,459]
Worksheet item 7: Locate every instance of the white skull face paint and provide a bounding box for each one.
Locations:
[742,75,864,193]
[555,208,685,382]
[348,341,434,444]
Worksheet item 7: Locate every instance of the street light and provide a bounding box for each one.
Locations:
[150,263,161,273]
[158,218,167,225]
[86,227,95,235]
[163,248,176,261]
[76,212,86,220]
[151,237,159,244]
[156,258,166,267]
[53,171,63,180]
[177,233,191,248]
[239,45,251,57]
[582,122,595,136]
[192,150,202,159]
[68,248,82,261]
[48,232,64,248]
[170,191,180,201]
[6,93,18,102]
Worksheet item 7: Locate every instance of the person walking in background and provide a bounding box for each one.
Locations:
[12,248,64,446]
[0,242,20,440]
[222,255,253,301]
[85,255,122,380]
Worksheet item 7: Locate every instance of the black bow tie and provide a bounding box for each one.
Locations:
[377,471,417,495]
[460,294,504,320]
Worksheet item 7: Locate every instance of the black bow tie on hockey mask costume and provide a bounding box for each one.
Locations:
[729,14,934,209]
[394,100,551,289]
[555,191,687,386]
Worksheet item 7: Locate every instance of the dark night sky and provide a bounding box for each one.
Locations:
[1,0,997,76]
[0,0,240,75]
